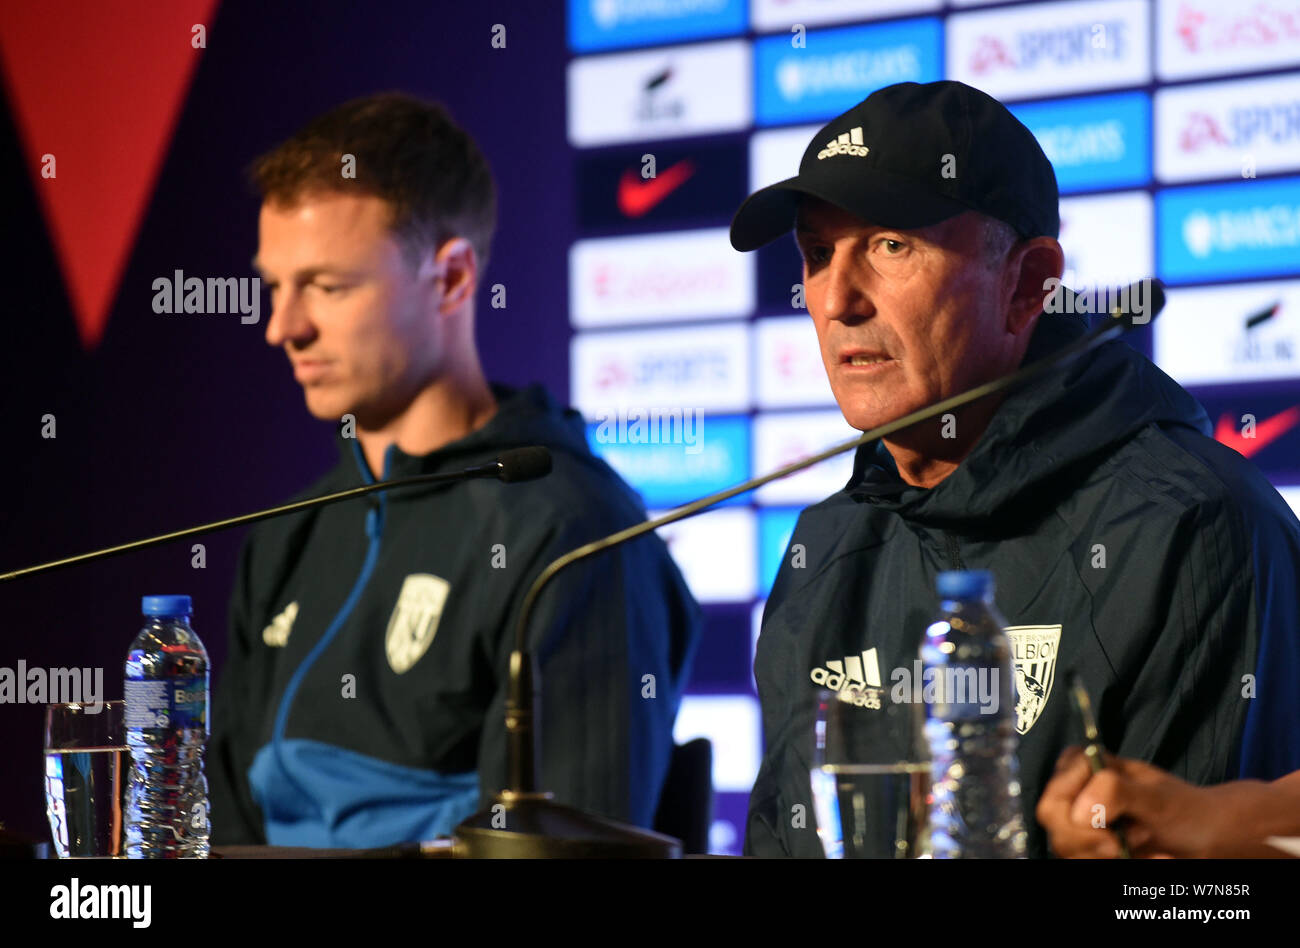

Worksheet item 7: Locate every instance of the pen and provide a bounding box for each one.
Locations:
[1067,671,1131,859]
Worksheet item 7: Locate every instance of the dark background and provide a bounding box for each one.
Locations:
[0,1,573,841]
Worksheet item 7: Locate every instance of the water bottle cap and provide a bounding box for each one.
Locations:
[936,570,994,600]
[142,595,192,617]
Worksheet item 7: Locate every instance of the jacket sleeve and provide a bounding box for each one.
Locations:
[208,533,269,846]
[745,598,831,858]
[745,734,795,856]
[745,516,817,858]
[474,522,701,829]
[1113,479,1300,787]
[1233,486,1300,780]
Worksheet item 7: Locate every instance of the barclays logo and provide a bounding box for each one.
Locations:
[1181,206,1300,259]
[1159,177,1300,283]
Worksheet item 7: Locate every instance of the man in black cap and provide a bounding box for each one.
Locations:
[734,80,1300,858]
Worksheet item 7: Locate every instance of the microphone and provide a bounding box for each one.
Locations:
[492,446,552,483]
[1055,277,1165,331]
[452,279,1165,857]
[0,446,553,583]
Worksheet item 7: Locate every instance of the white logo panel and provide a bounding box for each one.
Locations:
[753,410,859,506]
[653,507,757,603]
[1058,191,1154,290]
[1156,73,1300,183]
[572,322,751,415]
[947,0,1151,100]
[749,123,820,192]
[570,228,754,328]
[567,39,751,147]
[1154,280,1300,387]
[1157,0,1300,81]
[754,316,836,409]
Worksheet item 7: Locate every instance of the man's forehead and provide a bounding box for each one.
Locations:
[259,189,393,226]
[794,198,972,239]
[254,192,406,270]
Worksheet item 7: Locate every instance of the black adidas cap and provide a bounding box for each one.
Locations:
[730,80,1059,252]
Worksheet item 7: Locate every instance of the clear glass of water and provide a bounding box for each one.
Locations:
[810,686,932,859]
[44,701,127,858]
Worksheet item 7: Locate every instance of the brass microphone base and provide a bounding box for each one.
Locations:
[448,791,681,858]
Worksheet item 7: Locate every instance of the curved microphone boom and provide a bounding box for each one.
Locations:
[0,447,553,583]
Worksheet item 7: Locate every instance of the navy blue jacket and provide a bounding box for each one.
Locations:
[748,313,1300,858]
[209,384,701,847]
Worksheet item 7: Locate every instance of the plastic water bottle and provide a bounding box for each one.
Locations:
[124,595,210,858]
[921,570,1026,858]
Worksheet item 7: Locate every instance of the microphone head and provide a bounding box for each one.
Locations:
[1054,277,1166,330]
[496,447,552,483]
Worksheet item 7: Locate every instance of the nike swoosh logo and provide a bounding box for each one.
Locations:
[1214,406,1300,458]
[616,159,696,218]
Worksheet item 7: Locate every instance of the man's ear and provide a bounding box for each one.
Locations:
[433,237,478,315]
[1004,236,1064,335]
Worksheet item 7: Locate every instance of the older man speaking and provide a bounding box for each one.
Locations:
[731,80,1300,858]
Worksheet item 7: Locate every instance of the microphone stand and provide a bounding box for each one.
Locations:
[450,286,1163,857]
[0,450,550,582]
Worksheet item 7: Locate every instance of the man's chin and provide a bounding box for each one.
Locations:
[837,406,894,435]
[301,391,353,424]
[837,403,926,437]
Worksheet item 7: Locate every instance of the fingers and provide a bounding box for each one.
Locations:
[1039,748,1198,858]
[1070,767,1130,827]
[1043,746,1092,801]
[1038,746,1124,858]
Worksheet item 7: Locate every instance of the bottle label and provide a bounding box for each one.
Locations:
[124,677,207,730]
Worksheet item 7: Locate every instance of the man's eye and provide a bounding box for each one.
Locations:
[803,246,830,266]
[880,239,905,254]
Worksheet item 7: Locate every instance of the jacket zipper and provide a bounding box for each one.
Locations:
[943,531,967,570]
[268,443,388,787]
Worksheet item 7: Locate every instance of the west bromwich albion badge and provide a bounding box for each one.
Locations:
[385,574,451,674]
[1005,624,1061,734]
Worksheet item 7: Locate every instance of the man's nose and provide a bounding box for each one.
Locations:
[817,250,872,324]
[264,287,315,348]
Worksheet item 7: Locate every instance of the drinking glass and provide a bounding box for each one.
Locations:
[44,701,127,858]
[810,686,932,859]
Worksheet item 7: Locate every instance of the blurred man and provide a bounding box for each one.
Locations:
[208,93,700,848]
[729,80,1300,857]
[1038,747,1300,858]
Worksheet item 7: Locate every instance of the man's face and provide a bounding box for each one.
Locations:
[255,192,442,426]
[795,199,1016,433]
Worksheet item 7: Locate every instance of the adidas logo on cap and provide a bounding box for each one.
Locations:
[817,126,869,160]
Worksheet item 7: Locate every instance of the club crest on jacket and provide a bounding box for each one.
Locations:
[385,574,452,674]
[1005,625,1061,734]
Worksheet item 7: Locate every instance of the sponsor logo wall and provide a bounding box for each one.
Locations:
[565,0,1300,853]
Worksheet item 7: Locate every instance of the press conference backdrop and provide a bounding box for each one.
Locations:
[563,0,1300,854]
